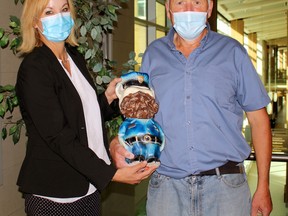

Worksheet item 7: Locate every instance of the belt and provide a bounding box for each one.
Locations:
[191,161,244,176]
[125,134,162,146]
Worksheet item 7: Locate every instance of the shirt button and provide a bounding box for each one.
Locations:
[187,121,191,125]
[186,96,190,99]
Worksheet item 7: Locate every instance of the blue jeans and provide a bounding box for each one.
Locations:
[146,171,251,216]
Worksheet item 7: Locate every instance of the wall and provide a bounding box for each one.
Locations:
[0,0,26,216]
[111,1,134,72]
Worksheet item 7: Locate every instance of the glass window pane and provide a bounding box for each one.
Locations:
[217,15,230,37]
[135,24,147,69]
[156,30,165,39]
[156,2,165,26]
[135,0,147,20]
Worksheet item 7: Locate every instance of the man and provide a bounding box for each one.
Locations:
[110,0,272,215]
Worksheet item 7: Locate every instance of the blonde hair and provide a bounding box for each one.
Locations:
[18,0,78,54]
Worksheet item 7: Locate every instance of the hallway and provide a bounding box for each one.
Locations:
[246,101,288,216]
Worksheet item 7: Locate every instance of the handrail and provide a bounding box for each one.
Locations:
[245,127,288,162]
[248,152,288,162]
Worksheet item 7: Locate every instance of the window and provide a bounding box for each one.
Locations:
[156,2,165,26]
[217,14,231,37]
[135,24,147,61]
[134,0,169,70]
[135,0,147,20]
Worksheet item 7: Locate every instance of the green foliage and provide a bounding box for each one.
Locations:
[75,0,128,93]
[105,115,123,140]
[105,50,143,139]
[121,51,143,74]
[14,0,25,4]
[0,85,24,144]
[0,16,21,54]
[74,0,133,137]
[0,0,139,144]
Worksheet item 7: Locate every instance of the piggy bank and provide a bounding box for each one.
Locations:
[116,72,165,166]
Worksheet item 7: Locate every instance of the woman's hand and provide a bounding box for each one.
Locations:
[109,136,134,168]
[112,161,158,185]
[105,77,122,104]
[110,137,159,184]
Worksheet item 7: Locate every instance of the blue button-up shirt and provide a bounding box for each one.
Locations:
[140,27,270,178]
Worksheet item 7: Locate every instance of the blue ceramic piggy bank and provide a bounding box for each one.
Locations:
[118,118,165,164]
[116,72,165,166]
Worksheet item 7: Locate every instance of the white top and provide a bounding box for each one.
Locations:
[36,54,110,203]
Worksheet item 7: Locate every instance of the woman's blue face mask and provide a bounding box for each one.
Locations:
[39,12,74,42]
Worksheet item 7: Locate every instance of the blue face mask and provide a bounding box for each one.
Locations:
[40,12,74,42]
[172,11,207,41]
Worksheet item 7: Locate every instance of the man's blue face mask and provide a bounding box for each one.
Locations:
[40,12,74,42]
[172,11,207,41]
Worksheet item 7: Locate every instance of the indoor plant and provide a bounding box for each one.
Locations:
[0,0,141,144]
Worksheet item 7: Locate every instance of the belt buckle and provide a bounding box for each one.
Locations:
[238,164,244,174]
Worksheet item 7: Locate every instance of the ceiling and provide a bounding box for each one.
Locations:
[218,0,288,47]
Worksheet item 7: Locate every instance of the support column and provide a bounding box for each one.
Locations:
[231,19,244,45]
[147,0,156,45]
[248,33,257,69]
[208,0,217,31]
[270,46,277,95]
[285,9,288,204]
[286,10,288,124]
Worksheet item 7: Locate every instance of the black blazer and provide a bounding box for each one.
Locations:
[16,44,118,198]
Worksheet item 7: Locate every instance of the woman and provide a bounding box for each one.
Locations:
[16,0,156,215]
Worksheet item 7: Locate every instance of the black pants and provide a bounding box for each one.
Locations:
[24,191,101,216]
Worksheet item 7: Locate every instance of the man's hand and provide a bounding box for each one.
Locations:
[251,187,272,216]
[109,136,134,168]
